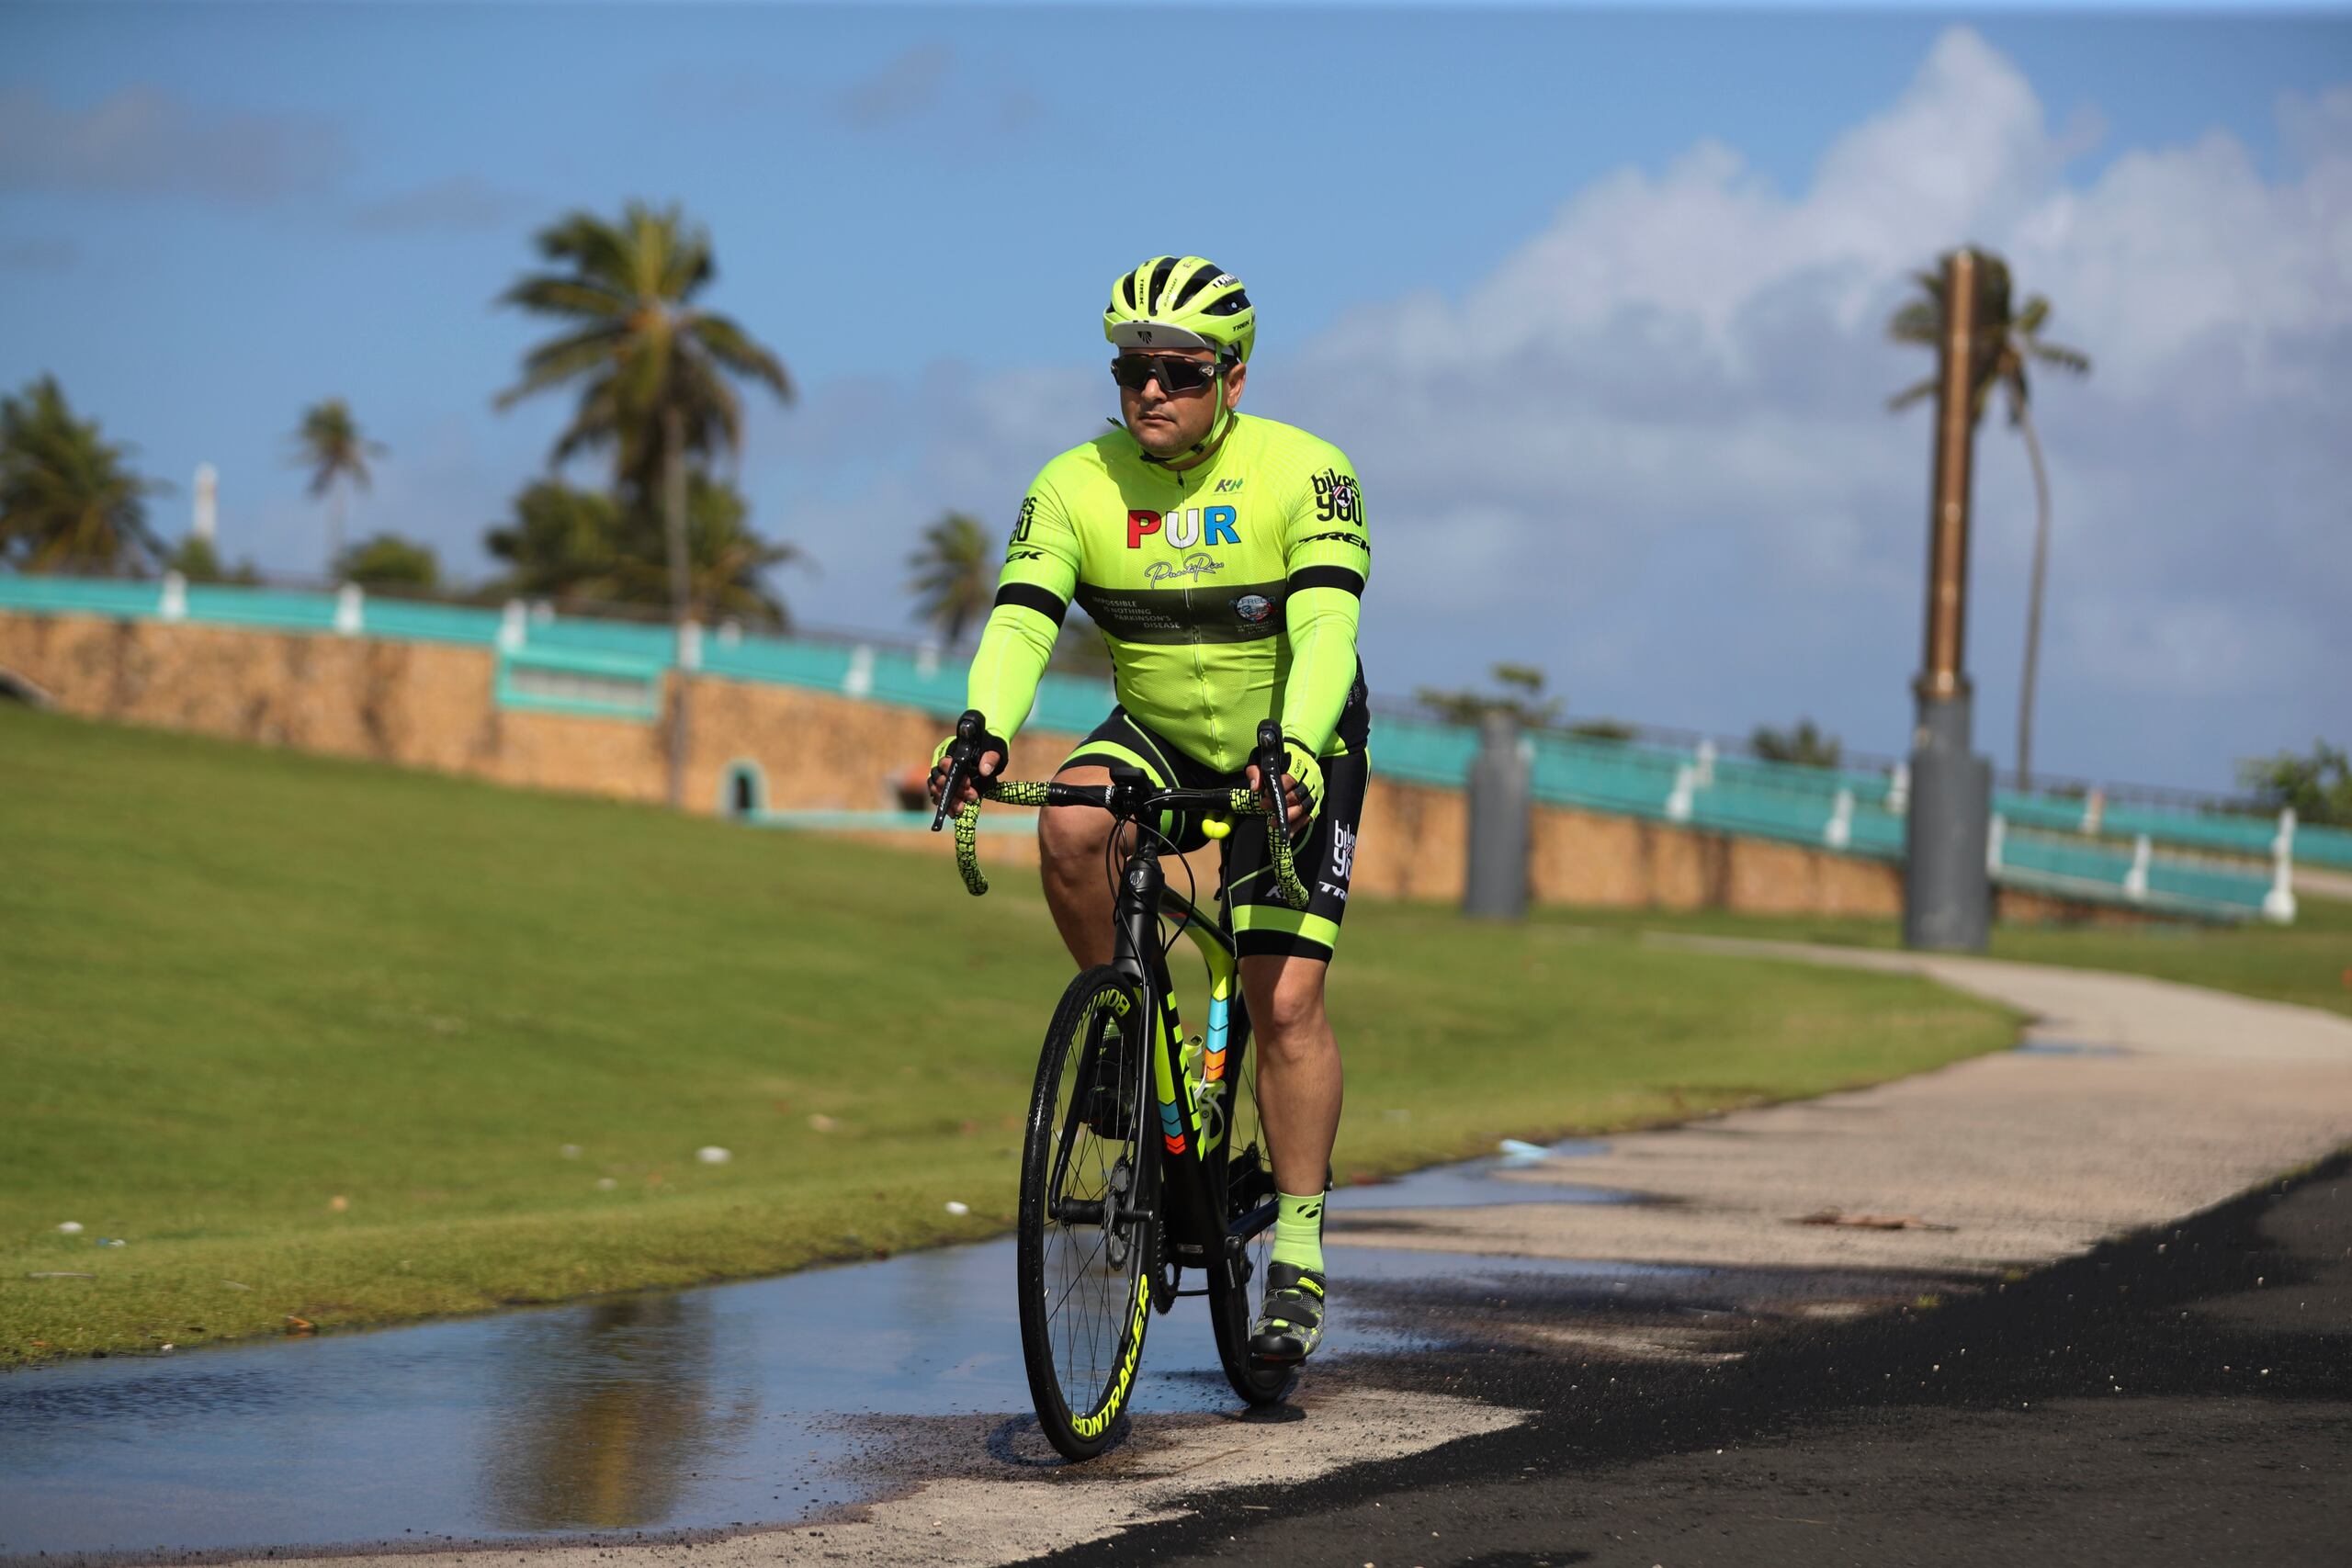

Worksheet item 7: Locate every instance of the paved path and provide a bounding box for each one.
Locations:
[1335,937,2352,1276]
[213,944,2352,1568]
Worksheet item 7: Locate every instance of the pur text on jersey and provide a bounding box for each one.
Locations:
[1127,507,1241,550]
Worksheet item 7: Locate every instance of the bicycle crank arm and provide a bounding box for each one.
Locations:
[1053,1199,1157,1228]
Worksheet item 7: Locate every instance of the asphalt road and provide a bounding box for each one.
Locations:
[1035,1156,2352,1568]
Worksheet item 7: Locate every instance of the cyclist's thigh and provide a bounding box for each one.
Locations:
[1227,748,1369,965]
[1054,708,1216,855]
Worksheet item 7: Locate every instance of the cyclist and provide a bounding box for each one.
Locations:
[930,255,1371,1367]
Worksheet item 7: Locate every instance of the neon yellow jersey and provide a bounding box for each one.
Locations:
[965,412,1370,773]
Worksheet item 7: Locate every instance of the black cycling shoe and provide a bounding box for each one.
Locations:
[1249,1262,1326,1363]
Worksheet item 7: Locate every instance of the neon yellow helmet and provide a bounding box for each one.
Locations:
[1103,255,1255,365]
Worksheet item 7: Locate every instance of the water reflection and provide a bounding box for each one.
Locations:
[481,1294,752,1532]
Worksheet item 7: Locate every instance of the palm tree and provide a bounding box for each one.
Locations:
[610,474,804,626]
[906,511,994,646]
[494,201,793,807]
[0,376,168,575]
[1889,256,2090,792]
[485,479,628,604]
[290,399,387,581]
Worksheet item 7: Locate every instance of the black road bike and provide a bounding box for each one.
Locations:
[933,709,1309,1460]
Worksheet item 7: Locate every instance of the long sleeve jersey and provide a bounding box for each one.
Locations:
[965,412,1371,773]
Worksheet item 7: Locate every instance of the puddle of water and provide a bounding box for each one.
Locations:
[0,1237,1629,1557]
[2014,1040,2129,1057]
[1332,1136,1635,1211]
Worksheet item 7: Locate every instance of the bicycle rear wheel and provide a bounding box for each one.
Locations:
[1016,965,1158,1460]
[1205,1026,1295,1406]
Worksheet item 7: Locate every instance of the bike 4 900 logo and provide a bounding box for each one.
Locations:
[1310,469,1360,525]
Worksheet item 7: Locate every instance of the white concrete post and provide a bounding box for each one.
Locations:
[676,619,703,672]
[1664,764,1694,823]
[192,464,218,543]
[159,571,187,622]
[915,640,941,681]
[1693,739,1716,789]
[717,618,742,647]
[2123,834,2151,900]
[1986,812,2007,874]
[334,582,364,635]
[1888,761,1910,817]
[2265,807,2299,924]
[1826,788,1854,850]
[2084,787,2106,837]
[497,600,526,652]
[844,644,875,699]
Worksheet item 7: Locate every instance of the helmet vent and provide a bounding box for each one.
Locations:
[1170,260,1224,310]
[1204,289,1251,317]
[1146,256,1179,311]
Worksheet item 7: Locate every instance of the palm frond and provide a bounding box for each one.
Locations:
[496,276,635,321]
[2031,341,2091,375]
[1885,377,1938,412]
[692,312,796,401]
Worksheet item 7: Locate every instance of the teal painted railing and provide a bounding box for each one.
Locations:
[1,573,2331,916]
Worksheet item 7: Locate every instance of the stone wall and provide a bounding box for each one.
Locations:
[0,610,2109,921]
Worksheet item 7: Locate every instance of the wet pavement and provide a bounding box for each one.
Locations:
[0,1139,1654,1560]
[1042,1158,2352,1568]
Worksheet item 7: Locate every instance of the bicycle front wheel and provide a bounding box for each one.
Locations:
[1017,965,1157,1461]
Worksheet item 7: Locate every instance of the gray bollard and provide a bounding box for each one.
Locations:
[1464,710,1532,920]
[1903,693,1992,950]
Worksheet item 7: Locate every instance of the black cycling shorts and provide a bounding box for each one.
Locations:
[1058,705,1370,964]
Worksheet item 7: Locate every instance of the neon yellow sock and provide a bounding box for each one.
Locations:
[1272,1190,1325,1272]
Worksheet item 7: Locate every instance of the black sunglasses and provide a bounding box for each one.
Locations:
[1109,354,1224,394]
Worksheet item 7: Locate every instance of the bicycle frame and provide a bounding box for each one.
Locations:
[1108,826,1278,1285]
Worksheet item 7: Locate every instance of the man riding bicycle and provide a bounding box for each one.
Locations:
[929,255,1371,1366]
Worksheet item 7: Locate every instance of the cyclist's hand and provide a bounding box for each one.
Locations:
[1245,739,1324,834]
[929,732,1007,808]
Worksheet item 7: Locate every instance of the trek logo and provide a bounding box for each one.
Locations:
[1006,548,1046,562]
[1310,469,1360,525]
[1127,506,1240,550]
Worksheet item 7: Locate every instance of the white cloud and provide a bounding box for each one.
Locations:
[0,85,345,202]
[348,175,534,235]
[1268,27,2349,786]
[775,28,2348,788]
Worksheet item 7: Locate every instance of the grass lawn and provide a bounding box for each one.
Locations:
[1542,890,2352,1021]
[3,706,2018,1365]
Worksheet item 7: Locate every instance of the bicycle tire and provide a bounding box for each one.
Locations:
[1016,965,1158,1460]
[1204,1028,1295,1406]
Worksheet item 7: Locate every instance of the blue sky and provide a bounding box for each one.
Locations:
[3,3,2347,792]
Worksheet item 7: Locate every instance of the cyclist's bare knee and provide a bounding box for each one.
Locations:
[1240,954,1330,1057]
[1039,764,1117,878]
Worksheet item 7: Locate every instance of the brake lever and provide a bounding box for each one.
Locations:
[930,708,992,832]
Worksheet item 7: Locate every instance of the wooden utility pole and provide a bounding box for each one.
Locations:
[1903,248,2000,952]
